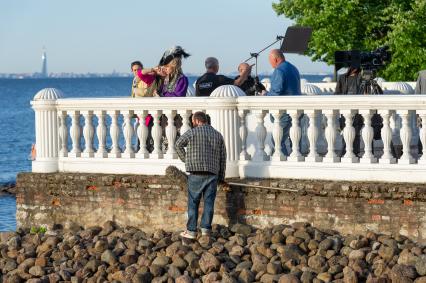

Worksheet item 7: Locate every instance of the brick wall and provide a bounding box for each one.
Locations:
[16,173,426,242]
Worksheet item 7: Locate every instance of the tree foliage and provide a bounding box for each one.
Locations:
[273,0,426,80]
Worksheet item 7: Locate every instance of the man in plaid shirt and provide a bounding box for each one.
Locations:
[176,111,226,239]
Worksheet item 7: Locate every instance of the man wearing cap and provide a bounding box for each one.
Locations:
[195,57,250,96]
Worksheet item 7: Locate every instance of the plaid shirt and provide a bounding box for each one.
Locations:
[175,124,226,181]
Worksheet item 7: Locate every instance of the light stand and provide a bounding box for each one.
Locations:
[245,35,285,78]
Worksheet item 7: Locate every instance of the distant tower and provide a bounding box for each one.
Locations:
[41,47,48,78]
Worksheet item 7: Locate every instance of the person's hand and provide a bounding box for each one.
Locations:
[152,66,161,73]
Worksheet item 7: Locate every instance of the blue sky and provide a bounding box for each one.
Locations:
[0,0,333,75]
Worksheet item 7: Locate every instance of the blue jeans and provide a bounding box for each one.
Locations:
[187,174,218,233]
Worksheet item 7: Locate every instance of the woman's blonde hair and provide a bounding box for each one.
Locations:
[167,57,182,77]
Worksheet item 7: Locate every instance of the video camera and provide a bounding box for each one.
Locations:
[334,46,391,72]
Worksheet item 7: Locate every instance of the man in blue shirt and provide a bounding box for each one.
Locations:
[267,49,301,96]
[264,49,301,155]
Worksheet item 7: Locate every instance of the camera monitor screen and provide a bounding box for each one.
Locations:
[280,26,312,54]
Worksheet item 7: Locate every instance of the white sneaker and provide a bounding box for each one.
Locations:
[201,228,211,236]
[180,230,196,239]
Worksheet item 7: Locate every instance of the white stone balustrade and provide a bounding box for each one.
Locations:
[31,86,426,183]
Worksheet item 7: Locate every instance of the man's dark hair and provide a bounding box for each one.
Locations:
[131,61,142,69]
[193,111,208,123]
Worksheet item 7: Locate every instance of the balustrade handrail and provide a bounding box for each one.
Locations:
[31,86,426,183]
[236,95,426,111]
[49,95,426,112]
[55,97,238,111]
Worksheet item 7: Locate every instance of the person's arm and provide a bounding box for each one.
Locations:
[175,130,191,163]
[136,69,155,85]
[233,69,250,86]
[267,69,285,96]
[218,137,227,182]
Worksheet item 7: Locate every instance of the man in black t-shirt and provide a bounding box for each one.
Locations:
[195,57,249,96]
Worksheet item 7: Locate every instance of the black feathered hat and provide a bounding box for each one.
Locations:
[159,46,190,66]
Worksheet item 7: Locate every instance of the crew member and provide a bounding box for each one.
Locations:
[195,57,249,96]
[235,63,266,96]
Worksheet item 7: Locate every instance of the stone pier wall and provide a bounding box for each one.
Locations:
[16,173,426,242]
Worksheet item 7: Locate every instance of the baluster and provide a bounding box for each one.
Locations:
[58,111,68,157]
[95,110,107,158]
[323,110,339,163]
[108,110,121,158]
[81,111,94,158]
[122,110,135,158]
[136,111,149,158]
[151,110,163,159]
[253,110,269,161]
[305,110,321,162]
[179,110,191,135]
[359,110,377,163]
[399,110,415,164]
[341,110,358,163]
[165,110,177,159]
[419,112,426,164]
[379,110,396,164]
[69,110,81,157]
[270,110,284,161]
[239,110,250,160]
[288,110,304,162]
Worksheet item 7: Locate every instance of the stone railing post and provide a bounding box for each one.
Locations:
[210,85,244,177]
[31,88,63,172]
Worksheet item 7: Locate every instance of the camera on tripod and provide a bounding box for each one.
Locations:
[334,46,391,94]
[335,46,390,71]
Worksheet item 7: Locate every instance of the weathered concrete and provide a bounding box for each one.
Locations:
[16,172,426,242]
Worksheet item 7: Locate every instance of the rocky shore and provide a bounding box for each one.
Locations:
[1,222,426,283]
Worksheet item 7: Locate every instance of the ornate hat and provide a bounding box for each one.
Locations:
[159,46,190,66]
